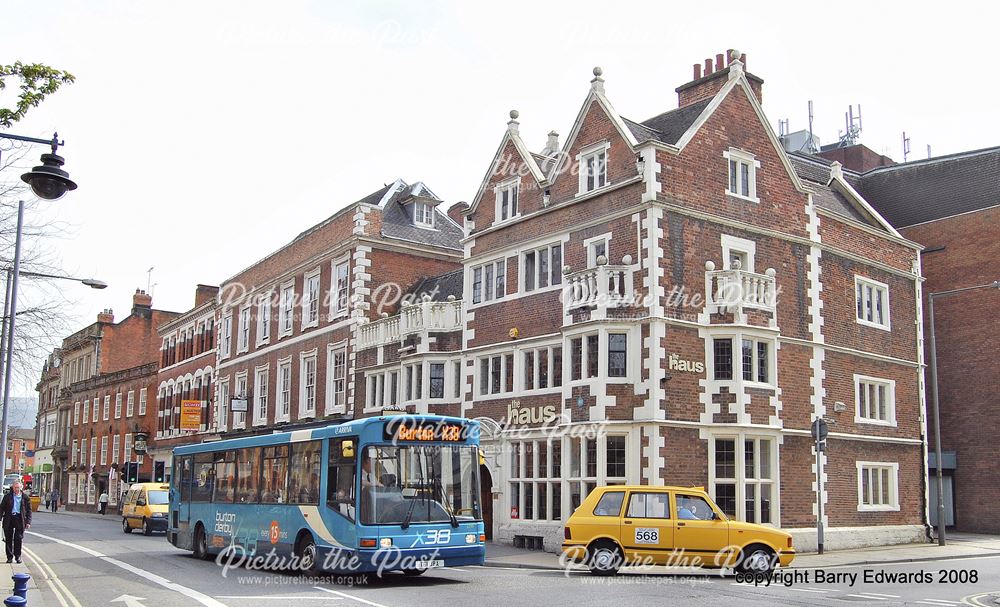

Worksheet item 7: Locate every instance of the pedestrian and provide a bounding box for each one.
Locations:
[50,489,59,513]
[98,490,109,515]
[44,491,50,510]
[0,480,32,564]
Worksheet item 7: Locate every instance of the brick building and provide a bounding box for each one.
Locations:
[842,146,1000,534]
[206,180,463,444]
[354,51,928,551]
[34,350,63,495]
[5,428,35,477]
[148,285,219,481]
[61,290,178,510]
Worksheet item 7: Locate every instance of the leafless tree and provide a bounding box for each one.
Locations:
[0,141,76,393]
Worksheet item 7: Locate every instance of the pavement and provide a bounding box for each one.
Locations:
[482,532,1000,571]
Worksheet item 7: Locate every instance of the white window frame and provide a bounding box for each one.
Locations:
[253,365,269,427]
[325,342,347,414]
[854,374,897,426]
[414,201,435,228]
[493,177,521,225]
[721,234,757,272]
[583,232,612,268]
[100,436,108,465]
[566,327,638,386]
[470,258,506,307]
[302,268,321,329]
[74,402,80,425]
[330,257,351,320]
[520,344,564,393]
[114,393,122,419]
[855,275,891,331]
[256,291,272,345]
[856,461,900,511]
[237,305,251,353]
[216,377,230,432]
[103,395,110,421]
[723,148,760,203]
[126,391,135,417]
[428,360,448,400]
[275,358,291,423]
[278,281,295,337]
[71,439,78,466]
[138,388,147,416]
[708,433,780,526]
[220,314,233,358]
[577,141,610,195]
[521,242,564,294]
[299,349,318,419]
[233,371,248,430]
[739,336,775,386]
[112,434,120,464]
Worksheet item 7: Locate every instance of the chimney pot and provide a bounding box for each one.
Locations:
[693,63,702,79]
[705,58,713,74]
[716,53,724,70]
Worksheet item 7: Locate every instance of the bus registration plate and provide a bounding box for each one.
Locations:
[415,559,444,570]
[634,528,659,544]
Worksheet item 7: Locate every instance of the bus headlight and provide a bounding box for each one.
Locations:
[465,534,477,544]
[380,538,393,549]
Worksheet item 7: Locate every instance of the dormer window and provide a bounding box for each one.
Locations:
[414,201,434,228]
[578,141,610,194]
[723,148,760,203]
[495,178,520,224]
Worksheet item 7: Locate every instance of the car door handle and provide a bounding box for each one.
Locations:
[677,522,686,527]
[624,520,633,525]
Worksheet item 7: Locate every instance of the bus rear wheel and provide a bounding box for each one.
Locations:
[295,534,318,574]
[193,524,209,560]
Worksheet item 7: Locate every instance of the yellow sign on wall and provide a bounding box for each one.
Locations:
[180,400,203,431]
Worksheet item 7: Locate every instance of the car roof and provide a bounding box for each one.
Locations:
[595,485,707,492]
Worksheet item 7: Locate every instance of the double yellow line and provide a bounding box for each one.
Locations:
[21,546,83,607]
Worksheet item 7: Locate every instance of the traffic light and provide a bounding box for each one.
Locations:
[124,462,139,483]
[153,461,165,483]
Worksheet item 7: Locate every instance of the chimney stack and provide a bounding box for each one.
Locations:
[132,288,152,317]
[97,309,114,324]
[676,48,763,108]
[541,131,560,156]
[195,284,220,308]
[447,201,469,227]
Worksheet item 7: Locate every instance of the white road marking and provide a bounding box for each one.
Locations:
[27,531,228,607]
[860,593,902,598]
[21,546,82,607]
[916,602,963,606]
[846,594,888,600]
[785,588,832,593]
[315,586,391,607]
[216,597,341,600]
[920,601,963,606]
[442,567,469,572]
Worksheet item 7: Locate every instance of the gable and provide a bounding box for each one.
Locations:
[467,133,547,229]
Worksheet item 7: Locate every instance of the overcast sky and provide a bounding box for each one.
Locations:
[4,0,998,397]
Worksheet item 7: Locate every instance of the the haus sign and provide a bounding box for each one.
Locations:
[668,353,704,374]
[506,400,558,425]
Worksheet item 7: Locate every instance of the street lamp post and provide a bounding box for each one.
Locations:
[926,280,1000,546]
[0,131,78,477]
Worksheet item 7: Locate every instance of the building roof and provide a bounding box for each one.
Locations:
[622,98,714,146]
[404,268,464,302]
[377,182,464,251]
[853,146,1000,228]
[787,154,880,227]
[9,428,34,441]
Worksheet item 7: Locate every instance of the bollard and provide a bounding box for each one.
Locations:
[3,595,25,607]
[10,574,29,600]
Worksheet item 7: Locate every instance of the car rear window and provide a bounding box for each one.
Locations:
[592,491,625,517]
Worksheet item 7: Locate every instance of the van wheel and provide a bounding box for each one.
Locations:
[402,568,427,576]
[122,518,132,534]
[587,541,623,576]
[295,534,318,574]
[193,524,209,560]
[739,544,776,575]
[143,518,153,536]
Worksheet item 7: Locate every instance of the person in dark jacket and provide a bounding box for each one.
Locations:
[0,480,32,563]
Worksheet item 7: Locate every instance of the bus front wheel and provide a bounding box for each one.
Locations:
[193,524,209,560]
[295,533,318,574]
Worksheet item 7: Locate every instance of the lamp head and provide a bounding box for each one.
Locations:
[82,278,108,290]
[21,152,77,200]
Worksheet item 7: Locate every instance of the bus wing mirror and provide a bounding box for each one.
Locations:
[341,441,355,459]
[478,448,486,466]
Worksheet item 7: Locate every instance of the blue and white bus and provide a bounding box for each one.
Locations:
[168,415,485,574]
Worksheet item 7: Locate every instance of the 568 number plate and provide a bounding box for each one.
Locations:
[634,528,659,544]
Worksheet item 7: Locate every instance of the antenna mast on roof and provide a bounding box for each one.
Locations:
[927,144,932,159]
[838,104,862,147]
[808,101,815,151]
[778,119,789,138]
[902,131,911,162]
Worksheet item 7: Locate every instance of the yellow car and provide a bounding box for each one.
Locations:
[121,483,170,536]
[562,485,795,575]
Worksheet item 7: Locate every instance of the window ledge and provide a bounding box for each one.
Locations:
[854,417,897,428]
[491,213,523,228]
[301,320,320,331]
[725,191,760,204]
[855,318,892,332]
[576,183,614,198]
[857,504,900,512]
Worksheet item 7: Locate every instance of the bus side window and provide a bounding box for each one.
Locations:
[326,439,356,521]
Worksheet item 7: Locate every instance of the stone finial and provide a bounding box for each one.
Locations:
[765,268,776,278]
[730,49,742,62]
[563,264,572,275]
[829,161,844,181]
[591,66,605,93]
[621,254,633,265]
[705,260,716,271]
[509,109,519,120]
[732,258,742,270]
[596,254,608,266]
[446,295,456,302]
[507,110,519,134]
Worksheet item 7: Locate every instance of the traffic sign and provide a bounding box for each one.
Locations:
[811,418,828,442]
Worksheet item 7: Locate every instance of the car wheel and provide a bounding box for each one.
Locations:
[143,518,153,536]
[739,544,776,575]
[587,542,623,576]
[296,534,319,574]
[402,568,427,576]
[193,524,209,560]
[122,518,132,534]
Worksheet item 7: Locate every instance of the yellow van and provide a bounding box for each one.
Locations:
[562,485,795,575]
[121,483,170,536]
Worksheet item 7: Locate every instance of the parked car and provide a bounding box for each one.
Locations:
[121,483,170,536]
[562,485,795,575]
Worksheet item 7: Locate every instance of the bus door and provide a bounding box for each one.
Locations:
[177,455,193,524]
